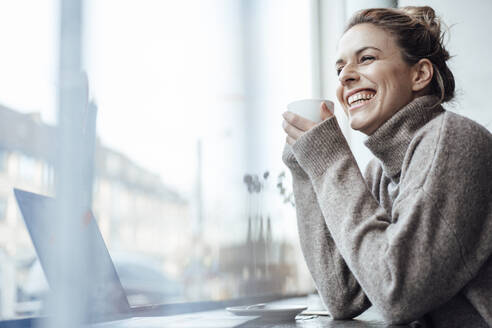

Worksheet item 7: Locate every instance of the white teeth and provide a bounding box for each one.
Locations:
[348,92,375,106]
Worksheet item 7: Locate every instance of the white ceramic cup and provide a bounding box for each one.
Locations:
[286,99,335,123]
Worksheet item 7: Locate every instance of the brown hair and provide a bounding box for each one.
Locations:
[345,6,455,105]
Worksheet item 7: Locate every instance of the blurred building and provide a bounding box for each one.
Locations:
[0,103,192,314]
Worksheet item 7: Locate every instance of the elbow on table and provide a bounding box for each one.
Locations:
[328,303,420,324]
[377,303,423,325]
[326,303,368,320]
[370,283,431,324]
[322,290,371,320]
[326,300,417,323]
[380,313,419,325]
[329,311,360,320]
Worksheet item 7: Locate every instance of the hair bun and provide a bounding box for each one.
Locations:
[402,6,450,61]
[401,6,442,40]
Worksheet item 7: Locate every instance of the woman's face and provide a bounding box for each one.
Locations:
[335,23,416,135]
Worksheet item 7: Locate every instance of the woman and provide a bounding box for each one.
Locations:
[282,6,492,327]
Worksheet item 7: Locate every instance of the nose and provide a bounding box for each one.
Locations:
[338,63,359,86]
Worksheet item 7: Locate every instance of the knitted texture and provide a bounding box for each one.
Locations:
[284,95,492,327]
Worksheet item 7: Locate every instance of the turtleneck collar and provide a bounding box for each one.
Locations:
[364,95,444,180]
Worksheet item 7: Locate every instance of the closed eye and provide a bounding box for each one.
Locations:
[336,55,375,75]
[360,55,375,63]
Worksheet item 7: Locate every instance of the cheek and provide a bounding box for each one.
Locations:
[388,65,413,89]
[376,67,412,100]
[387,72,414,102]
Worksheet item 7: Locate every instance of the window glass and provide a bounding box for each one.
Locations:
[0,0,59,319]
[0,198,6,221]
[0,150,6,172]
[0,0,315,319]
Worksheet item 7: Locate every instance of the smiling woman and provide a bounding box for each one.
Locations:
[335,23,428,135]
[282,5,492,328]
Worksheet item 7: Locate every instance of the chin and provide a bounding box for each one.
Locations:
[348,109,379,135]
[349,123,365,134]
[351,119,378,135]
[349,116,368,133]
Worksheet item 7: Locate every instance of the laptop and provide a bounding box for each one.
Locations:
[14,188,257,327]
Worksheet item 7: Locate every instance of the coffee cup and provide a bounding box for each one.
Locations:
[286,99,334,123]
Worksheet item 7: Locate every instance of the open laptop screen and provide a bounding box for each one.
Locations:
[14,188,132,323]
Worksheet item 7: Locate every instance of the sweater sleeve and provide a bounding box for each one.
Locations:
[282,143,370,319]
[291,116,492,324]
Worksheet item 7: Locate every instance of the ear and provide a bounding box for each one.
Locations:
[411,58,433,92]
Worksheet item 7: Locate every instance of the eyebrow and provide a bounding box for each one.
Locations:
[335,46,382,66]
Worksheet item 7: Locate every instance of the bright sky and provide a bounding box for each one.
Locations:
[84,0,238,194]
[0,0,241,194]
[0,0,325,244]
[0,0,58,121]
[0,0,313,212]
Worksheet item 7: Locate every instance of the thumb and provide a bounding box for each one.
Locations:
[320,101,334,121]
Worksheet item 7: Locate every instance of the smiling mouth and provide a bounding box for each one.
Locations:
[347,89,377,110]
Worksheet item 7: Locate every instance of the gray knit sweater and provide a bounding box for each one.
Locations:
[282,95,492,327]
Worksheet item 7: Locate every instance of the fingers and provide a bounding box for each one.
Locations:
[282,111,316,131]
[282,119,304,141]
[320,102,334,121]
[282,108,328,145]
[286,135,296,145]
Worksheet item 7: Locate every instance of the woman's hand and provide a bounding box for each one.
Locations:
[282,102,334,145]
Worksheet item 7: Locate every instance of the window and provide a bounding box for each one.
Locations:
[0,198,6,221]
[18,155,39,184]
[0,0,317,321]
[5,0,491,324]
[0,149,7,172]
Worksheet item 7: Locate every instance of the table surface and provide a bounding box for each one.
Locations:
[232,296,405,328]
[1,295,412,328]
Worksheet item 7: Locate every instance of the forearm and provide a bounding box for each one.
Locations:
[292,173,370,318]
[283,145,370,318]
